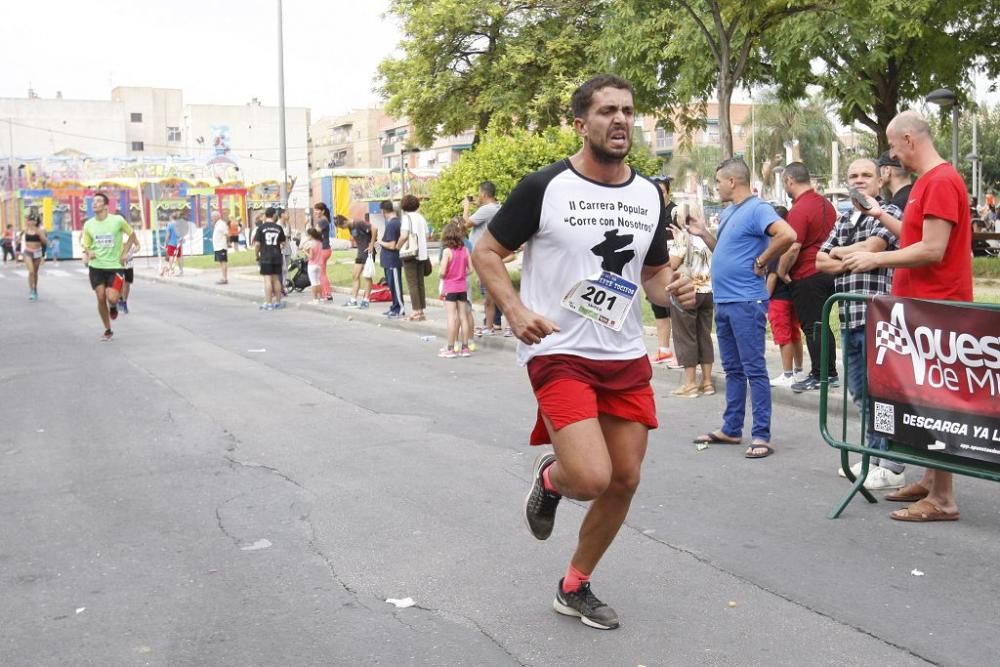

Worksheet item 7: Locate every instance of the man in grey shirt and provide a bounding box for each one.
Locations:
[463,181,504,334]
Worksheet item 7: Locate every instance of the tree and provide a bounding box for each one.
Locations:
[742,92,838,183]
[375,0,607,147]
[769,0,1000,152]
[606,0,822,159]
[422,125,661,226]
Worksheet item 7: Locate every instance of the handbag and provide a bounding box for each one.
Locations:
[399,214,420,259]
[422,258,433,277]
[361,253,376,279]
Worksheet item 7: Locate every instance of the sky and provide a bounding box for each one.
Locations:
[2,2,994,128]
[0,0,400,120]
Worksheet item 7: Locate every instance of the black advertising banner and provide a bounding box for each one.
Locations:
[867,297,1000,464]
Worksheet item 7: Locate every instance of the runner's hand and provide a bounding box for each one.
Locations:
[508,306,560,345]
[667,273,696,309]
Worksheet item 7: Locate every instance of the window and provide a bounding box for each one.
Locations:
[167,127,182,142]
[131,141,145,151]
[130,112,143,123]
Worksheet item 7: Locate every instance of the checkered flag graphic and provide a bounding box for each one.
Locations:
[874,320,909,364]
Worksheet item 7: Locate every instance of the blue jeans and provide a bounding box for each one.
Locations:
[843,327,902,472]
[715,300,771,442]
[384,266,403,314]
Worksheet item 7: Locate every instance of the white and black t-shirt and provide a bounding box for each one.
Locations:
[489,159,669,365]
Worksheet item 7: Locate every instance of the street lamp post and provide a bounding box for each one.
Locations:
[276,0,288,209]
[925,88,959,169]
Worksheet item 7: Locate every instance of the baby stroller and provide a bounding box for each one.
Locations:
[285,253,311,292]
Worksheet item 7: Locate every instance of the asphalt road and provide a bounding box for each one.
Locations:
[2,264,998,666]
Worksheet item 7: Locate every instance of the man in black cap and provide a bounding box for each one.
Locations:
[878,150,913,213]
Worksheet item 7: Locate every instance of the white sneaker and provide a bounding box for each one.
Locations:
[863,467,905,491]
[837,461,863,478]
[770,373,796,388]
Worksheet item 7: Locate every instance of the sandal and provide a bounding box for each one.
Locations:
[699,382,715,396]
[671,384,700,398]
[885,483,930,503]
[889,498,959,522]
[692,431,741,445]
[745,442,774,459]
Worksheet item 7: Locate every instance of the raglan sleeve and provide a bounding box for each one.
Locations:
[644,198,669,266]
[487,172,546,251]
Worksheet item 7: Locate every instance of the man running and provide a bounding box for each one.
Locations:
[253,206,287,310]
[81,192,138,341]
[473,74,694,630]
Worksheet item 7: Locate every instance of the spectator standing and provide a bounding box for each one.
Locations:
[463,181,503,335]
[878,150,913,215]
[338,214,373,308]
[399,194,430,321]
[843,111,972,522]
[688,159,796,459]
[227,214,240,251]
[303,227,324,303]
[253,207,287,311]
[2,224,14,263]
[161,213,183,276]
[377,200,405,318]
[816,158,904,490]
[438,222,474,358]
[212,212,230,284]
[648,177,678,366]
[667,217,715,397]
[767,205,804,387]
[313,202,334,300]
[778,162,839,392]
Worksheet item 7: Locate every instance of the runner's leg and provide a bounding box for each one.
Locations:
[95,285,111,330]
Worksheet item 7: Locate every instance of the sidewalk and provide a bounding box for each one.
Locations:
[133,262,851,416]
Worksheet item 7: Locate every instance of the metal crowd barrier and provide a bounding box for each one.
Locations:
[819,293,1000,518]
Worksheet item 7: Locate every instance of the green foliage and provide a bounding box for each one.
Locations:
[742,91,838,182]
[769,0,1000,151]
[605,0,824,158]
[422,126,661,226]
[667,145,723,186]
[376,0,608,147]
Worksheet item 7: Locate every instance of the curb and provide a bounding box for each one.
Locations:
[136,271,854,419]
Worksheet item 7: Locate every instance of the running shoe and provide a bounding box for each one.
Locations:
[460,346,472,357]
[438,348,457,358]
[28,290,37,301]
[259,303,274,311]
[272,302,286,310]
[344,298,359,308]
[791,374,820,393]
[109,305,118,320]
[119,300,129,315]
[101,329,114,342]
[524,452,561,540]
[359,300,370,309]
[502,328,514,338]
[553,579,620,630]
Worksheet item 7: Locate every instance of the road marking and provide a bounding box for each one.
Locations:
[46,269,71,278]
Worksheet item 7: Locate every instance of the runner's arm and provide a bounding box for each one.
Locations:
[641,263,695,309]
[472,229,559,345]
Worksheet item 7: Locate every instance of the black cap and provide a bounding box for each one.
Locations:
[877,150,901,168]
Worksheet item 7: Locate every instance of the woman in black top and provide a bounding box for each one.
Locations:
[22,215,47,300]
[313,203,333,300]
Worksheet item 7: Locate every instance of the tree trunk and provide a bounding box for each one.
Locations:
[717,84,734,160]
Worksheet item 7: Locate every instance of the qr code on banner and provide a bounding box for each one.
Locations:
[873,402,895,435]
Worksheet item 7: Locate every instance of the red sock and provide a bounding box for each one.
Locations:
[562,564,590,593]
[542,463,559,494]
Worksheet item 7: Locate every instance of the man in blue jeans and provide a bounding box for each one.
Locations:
[687,159,796,458]
[816,157,904,490]
[376,199,404,318]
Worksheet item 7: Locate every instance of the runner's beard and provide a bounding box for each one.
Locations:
[589,135,632,164]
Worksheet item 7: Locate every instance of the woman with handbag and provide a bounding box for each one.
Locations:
[398,194,430,321]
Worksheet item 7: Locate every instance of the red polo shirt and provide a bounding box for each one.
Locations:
[891,162,972,302]
[787,189,836,280]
